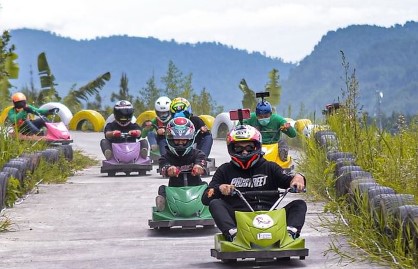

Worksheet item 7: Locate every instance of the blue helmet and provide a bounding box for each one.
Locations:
[256,101,272,115]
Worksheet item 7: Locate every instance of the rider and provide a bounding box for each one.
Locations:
[155,117,207,211]
[100,100,148,160]
[7,92,58,135]
[243,100,296,161]
[201,125,306,241]
[170,97,213,158]
[141,96,172,156]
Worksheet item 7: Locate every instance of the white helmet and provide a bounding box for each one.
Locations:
[155,96,172,123]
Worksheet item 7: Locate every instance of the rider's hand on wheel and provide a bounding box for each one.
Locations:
[157,128,165,135]
[143,121,153,129]
[191,164,204,176]
[219,184,235,196]
[167,166,180,177]
[129,130,140,137]
[113,130,121,138]
[290,174,305,192]
[280,122,291,131]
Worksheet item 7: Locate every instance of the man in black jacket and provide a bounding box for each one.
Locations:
[201,124,307,241]
[156,117,207,211]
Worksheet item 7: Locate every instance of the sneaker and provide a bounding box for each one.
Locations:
[104,149,113,160]
[287,226,299,239]
[226,228,237,242]
[140,148,148,159]
[155,195,166,211]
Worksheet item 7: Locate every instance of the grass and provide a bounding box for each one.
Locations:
[297,53,418,268]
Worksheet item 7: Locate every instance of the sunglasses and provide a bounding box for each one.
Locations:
[234,144,256,154]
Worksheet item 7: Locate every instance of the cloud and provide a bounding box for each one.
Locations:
[1,0,418,62]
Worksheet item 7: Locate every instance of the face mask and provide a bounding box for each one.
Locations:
[258,117,271,126]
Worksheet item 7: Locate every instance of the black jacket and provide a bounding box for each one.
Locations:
[104,121,142,143]
[201,158,295,210]
[159,148,207,187]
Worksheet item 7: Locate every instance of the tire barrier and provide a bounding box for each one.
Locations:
[0,144,74,210]
[0,106,13,124]
[211,112,234,139]
[136,110,157,126]
[39,102,73,126]
[68,110,105,132]
[314,129,417,250]
[199,115,215,130]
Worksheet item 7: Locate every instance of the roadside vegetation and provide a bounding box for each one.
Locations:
[0,127,97,232]
[298,53,418,268]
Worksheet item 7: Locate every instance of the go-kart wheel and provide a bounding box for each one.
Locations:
[221,259,236,264]
[108,172,116,177]
[125,172,131,176]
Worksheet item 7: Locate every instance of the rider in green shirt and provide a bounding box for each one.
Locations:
[243,100,296,161]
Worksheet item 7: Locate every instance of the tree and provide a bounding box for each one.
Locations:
[137,74,161,111]
[37,52,60,104]
[111,73,133,103]
[161,60,183,98]
[265,68,281,108]
[239,79,257,110]
[0,30,19,109]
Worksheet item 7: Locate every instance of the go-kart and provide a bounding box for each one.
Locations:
[100,133,152,176]
[260,130,294,173]
[148,164,215,229]
[8,108,73,145]
[210,188,309,263]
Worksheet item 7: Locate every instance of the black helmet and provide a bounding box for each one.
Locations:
[114,100,134,126]
[165,117,196,156]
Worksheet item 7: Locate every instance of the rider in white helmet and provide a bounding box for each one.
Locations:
[142,96,172,155]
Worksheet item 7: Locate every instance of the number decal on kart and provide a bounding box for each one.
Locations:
[257,233,272,240]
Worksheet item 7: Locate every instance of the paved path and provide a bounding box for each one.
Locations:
[0,131,387,268]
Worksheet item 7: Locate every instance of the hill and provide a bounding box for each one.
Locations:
[9,28,293,111]
[282,21,418,116]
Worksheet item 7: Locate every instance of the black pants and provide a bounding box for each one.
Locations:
[208,198,307,237]
[20,119,46,135]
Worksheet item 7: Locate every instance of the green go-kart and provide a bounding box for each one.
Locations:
[210,188,309,263]
[148,164,215,229]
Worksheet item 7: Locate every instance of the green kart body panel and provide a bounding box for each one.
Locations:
[149,184,214,228]
[211,208,308,261]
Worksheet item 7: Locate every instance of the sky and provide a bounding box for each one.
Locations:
[1,0,418,63]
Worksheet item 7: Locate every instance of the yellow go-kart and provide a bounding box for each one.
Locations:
[260,133,294,173]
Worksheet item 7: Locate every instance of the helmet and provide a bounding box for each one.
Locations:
[256,101,272,115]
[12,92,27,109]
[170,97,192,118]
[165,117,196,156]
[113,100,134,126]
[154,96,172,123]
[226,125,262,169]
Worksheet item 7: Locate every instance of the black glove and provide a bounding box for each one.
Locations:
[48,108,60,115]
[23,106,34,113]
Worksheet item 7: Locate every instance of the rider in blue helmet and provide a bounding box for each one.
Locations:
[244,99,297,161]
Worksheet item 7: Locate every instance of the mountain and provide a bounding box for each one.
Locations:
[282,21,418,116]
[9,28,294,111]
[8,22,418,117]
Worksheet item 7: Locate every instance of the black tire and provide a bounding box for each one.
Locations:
[42,148,60,163]
[380,194,415,224]
[335,171,373,197]
[318,134,339,151]
[221,259,236,264]
[59,144,74,161]
[0,172,9,210]
[2,166,24,187]
[314,130,336,143]
[394,205,418,242]
[336,165,363,178]
[334,158,356,176]
[20,152,42,173]
[327,151,354,162]
[108,172,116,177]
[349,180,379,196]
